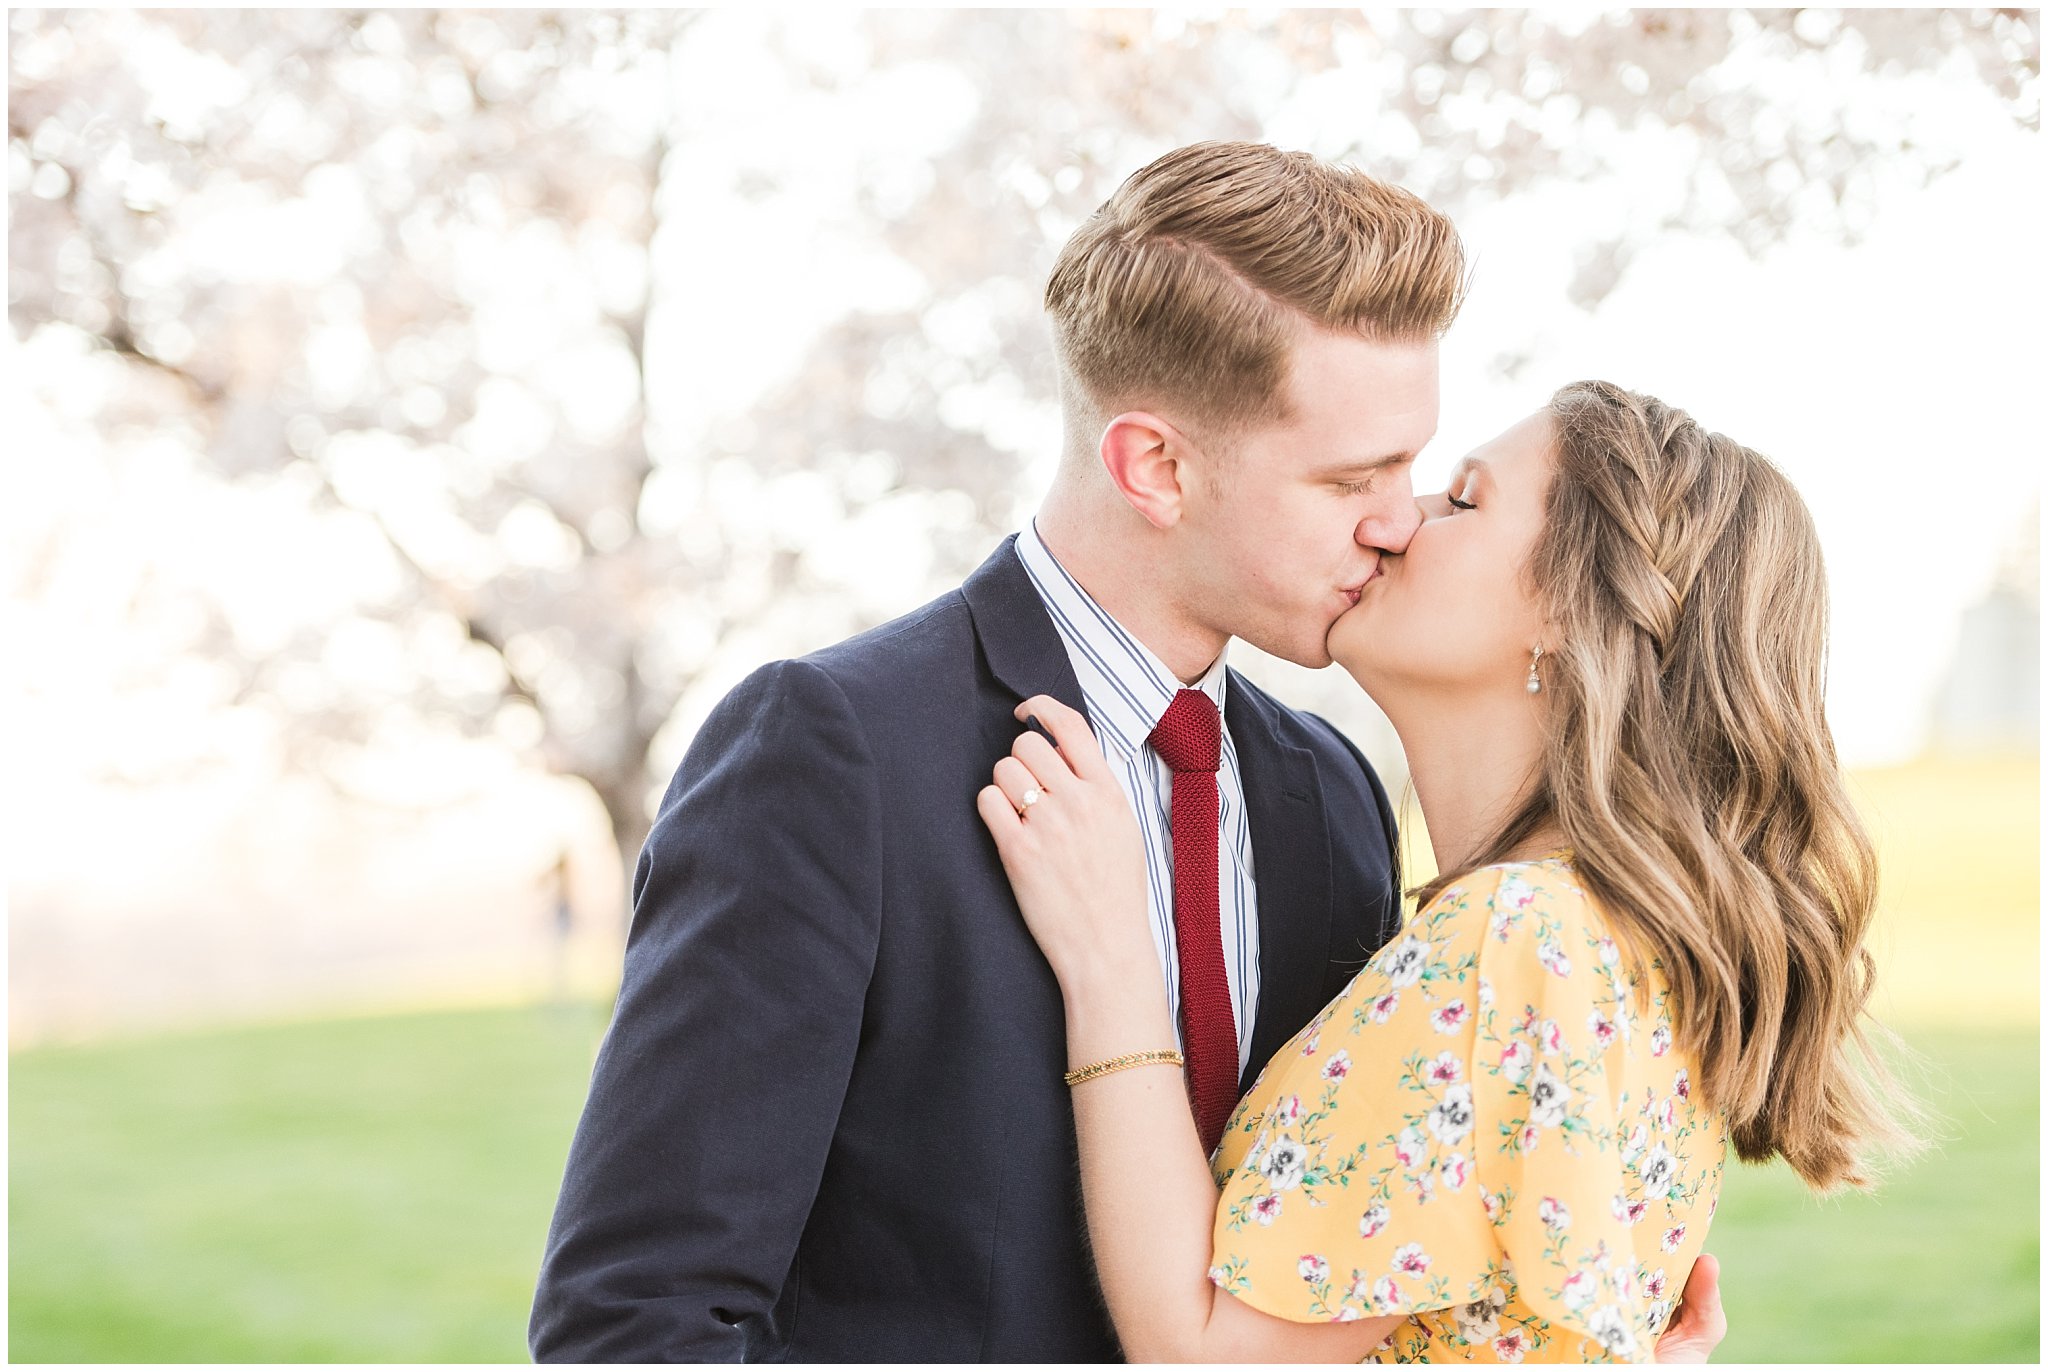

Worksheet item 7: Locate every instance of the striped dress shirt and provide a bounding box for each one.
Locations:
[1015,521,1259,1074]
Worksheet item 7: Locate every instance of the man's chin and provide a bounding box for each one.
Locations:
[1244,627,1339,672]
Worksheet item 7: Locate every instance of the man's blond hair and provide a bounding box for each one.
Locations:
[1045,141,1466,445]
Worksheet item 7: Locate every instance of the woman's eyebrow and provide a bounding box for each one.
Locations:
[1453,457,1492,487]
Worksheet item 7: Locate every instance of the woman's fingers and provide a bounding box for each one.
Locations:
[975,783,1023,845]
[1009,726,1074,788]
[991,755,1044,813]
[1012,695,1111,783]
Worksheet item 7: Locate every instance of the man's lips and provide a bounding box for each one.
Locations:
[1341,566,1381,607]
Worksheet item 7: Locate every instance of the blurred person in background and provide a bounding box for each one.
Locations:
[529,143,1725,1361]
[981,381,1916,1360]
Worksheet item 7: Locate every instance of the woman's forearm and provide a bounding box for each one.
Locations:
[1058,957,1230,1363]
[1057,955,1406,1363]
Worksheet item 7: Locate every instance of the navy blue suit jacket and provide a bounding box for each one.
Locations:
[529,536,1405,1361]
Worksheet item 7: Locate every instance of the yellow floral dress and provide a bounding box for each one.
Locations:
[1208,858,1727,1363]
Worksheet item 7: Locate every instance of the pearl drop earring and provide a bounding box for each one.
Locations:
[1526,646,1544,695]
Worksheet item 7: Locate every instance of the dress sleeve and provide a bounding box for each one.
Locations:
[1468,864,1652,1362]
[1207,868,1505,1325]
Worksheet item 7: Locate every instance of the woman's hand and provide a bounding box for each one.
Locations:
[975,694,1152,987]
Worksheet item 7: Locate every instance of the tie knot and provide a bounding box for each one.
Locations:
[1149,688,1221,773]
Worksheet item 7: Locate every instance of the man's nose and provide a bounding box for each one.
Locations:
[1360,496,1426,555]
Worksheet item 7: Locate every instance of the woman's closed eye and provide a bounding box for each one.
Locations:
[1447,491,1476,510]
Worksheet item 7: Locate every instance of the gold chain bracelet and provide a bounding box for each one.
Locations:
[1063,1049,1185,1087]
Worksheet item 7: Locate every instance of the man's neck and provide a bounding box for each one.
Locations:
[1033,493,1225,687]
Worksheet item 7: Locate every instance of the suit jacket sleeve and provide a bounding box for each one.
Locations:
[529,658,882,1361]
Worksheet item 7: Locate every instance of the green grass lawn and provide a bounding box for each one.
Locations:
[9,1005,2039,1361]
[1710,1028,2038,1362]
[9,1002,609,1362]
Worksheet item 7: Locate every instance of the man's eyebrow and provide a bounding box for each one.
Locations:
[1313,452,1416,477]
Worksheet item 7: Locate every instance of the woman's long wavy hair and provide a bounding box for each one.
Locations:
[1415,380,1923,1192]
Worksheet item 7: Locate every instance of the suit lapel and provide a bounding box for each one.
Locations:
[1226,673,1336,1096]
[962,534,1090,719]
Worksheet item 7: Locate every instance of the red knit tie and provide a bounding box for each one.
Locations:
[1148,688,1238,1156]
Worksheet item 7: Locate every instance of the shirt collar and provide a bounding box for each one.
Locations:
[1015,519,1230,755]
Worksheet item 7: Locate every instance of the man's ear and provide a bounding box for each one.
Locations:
[1100,410,1199,529]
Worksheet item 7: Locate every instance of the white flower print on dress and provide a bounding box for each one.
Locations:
[1453,1283,1508,1342]
[1438,1152,1471,1191]
[1392,1242,1432,1276]
[1527,1062,1570,1128]
[1250,1194,1284,1226]
[1297,1253,1329,1284]
[1358,1202,1390,1239]
[1650,1024,1673,1057]
[1611,1194,1650,1226]
[1639,1143,1678,1199]
[1427,1051,1463,1085]
[1427,1084,1475,1145]
[1321,1049,1352,1082]
[1642,1267,1668,1301]
[1588,1009,1618,1050]
[1538,1196,1572,1232]
[1493,1328,1530,1362]
[1537,939,1572,977]
[1373,1276,1404,1310]
[1479,975,1496,1011]
[1430,1001,1470,1034]
[1559,1269,1596,1311]
[1394,1125,1428,1168]
[1259,1135,1307,1191]
[1382,935,1430,987]
[1499,1040,1533,1083]
[1661,1224,1687,1253]
[1538,1019,1566,1056]
[1367,990,1400,1023]
[1588,1304,1639,1358]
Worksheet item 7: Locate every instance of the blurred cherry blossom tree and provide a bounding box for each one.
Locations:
[9,7,2037,871]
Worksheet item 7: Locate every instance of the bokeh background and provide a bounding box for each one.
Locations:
[7,7,2039,1362]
